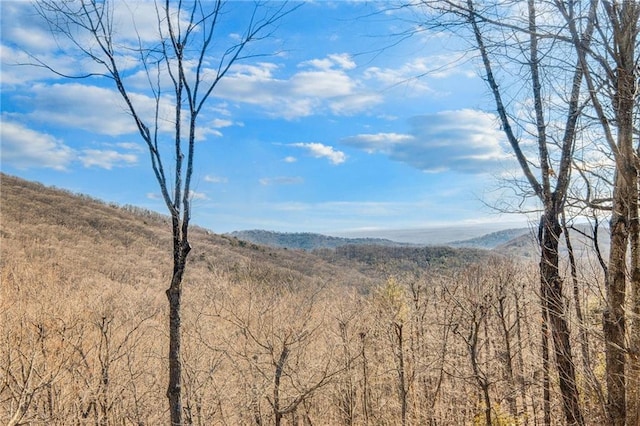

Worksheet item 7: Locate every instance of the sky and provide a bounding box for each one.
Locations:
[0,1,533,236]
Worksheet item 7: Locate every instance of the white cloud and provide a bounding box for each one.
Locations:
[1,120,74,170]
[342,109,510,174]
[1,119,141,171]
[363,53,476,95]
[212,118,234,128]
[25,83,140,136]
[214,55,383,119]
[0,2,144,86]
[341,133,415,154]
[114,142,144,151]
[189,190,208,200]
[328,53,357,70]
[283,156,297,163]
[79,149,138,169]
[329,93,384,116]
[300,53,356,71]
[20,82,185,137]
[290,142,346,165]
[204,175,228,184]
[291,70,355,97]
[259,176,304,186]
[196,127,223,141]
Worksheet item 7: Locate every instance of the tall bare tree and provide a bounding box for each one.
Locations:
[32,1,295,424]
[559,2,640,424]
[406,1,596,423]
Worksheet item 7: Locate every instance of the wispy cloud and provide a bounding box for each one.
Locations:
[363,52,476,94]
[290,142,346,165]
[300,53,356,71]
[212,118,234,128]
[79,149,138,169]
[341,132,414,154]
[343,109,510,174]
[204,175,228,184]
[1,119,140,171]
[189,190,208,200]
[259,176,304,186]
[1,120,74,170]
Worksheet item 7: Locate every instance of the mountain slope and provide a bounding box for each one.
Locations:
[1,174,490,290]
[448,228,531,249]
[228,229,414,250]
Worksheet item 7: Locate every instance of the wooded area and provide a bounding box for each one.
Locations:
[0,174,611,425]
[2,0,638,425]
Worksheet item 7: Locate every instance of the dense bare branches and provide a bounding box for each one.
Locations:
[31,1,296,423]
[2,175,613,424]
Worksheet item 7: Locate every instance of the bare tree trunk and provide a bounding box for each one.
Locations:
[629,180,640,426]
[463,1,588,422]
[539,214,585,426]
[32,3,296,424]
[467,308,492,426]
[602,4,638,425]
[360,332,371,426]
[393,322,408,426]
[605,171,628,426]
[496,293,517,418]
[273,345,289,426]
[562,214,607,418]
[338,320,355,426]
[540,301,551,426]
[513,289,529,425]
[167,261,187,425]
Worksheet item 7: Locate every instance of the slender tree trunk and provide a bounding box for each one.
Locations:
[539,214,584,426]
[562,215,606,418]
[167,229,190,426]
[497,295,517,417]
[468,315,492,426]
[273,345,289,426]
[360,332,370,426]
[394,322,408,426]
[603,4,638,424]
[513,290,529,425]
[629,180,640,426]
[605,169,628,426]
[167,272,184,425]
[541,301,551,426]
[338,321,355,426]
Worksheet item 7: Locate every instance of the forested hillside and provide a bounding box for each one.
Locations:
[228,229,410,250]
[1,174,608,425]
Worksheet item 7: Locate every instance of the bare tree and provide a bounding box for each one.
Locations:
[32,1,295,424]
[448,267,495,426]
[559,2,640,424]
[406,1,596,423]
[222,280,346,426]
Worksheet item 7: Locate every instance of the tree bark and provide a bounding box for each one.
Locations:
[605,169,629,426]
[563,215,607,418]
[393,322,408,426]
[602,3,638,424]
[539,213,585,426]
[463,0,586,422]
[540,299,551,426]
[167,239,189,425]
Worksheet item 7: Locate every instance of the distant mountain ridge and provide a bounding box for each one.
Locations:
[228,227,533,251]
[227,229,414,250]
[448,228,532,249]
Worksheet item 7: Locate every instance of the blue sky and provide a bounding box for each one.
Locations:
[1,1,531,235]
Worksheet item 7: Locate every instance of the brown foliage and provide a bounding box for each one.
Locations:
[1,174,610,424]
